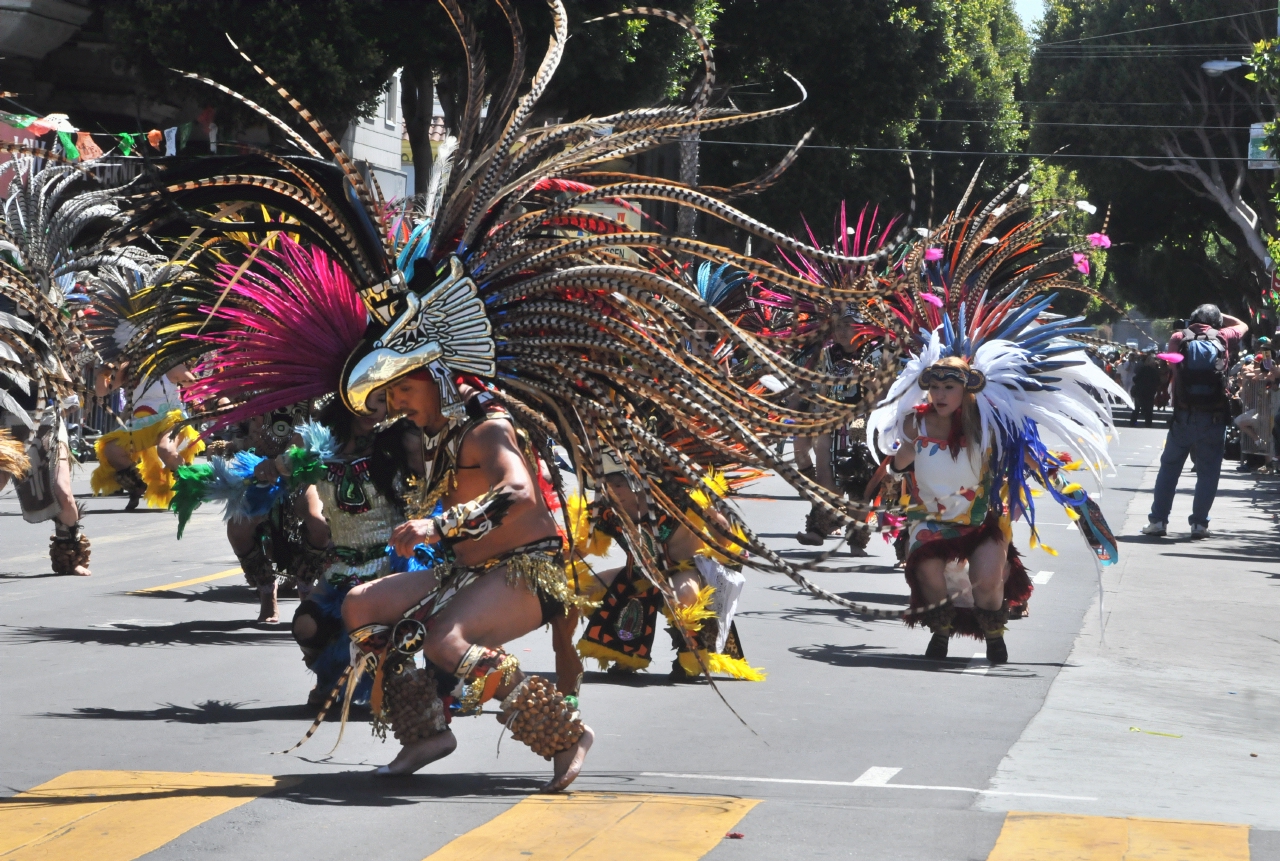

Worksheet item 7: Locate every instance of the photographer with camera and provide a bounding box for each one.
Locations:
[1141,304,1247,539]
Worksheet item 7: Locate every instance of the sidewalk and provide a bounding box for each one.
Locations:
[977,449,1280,832]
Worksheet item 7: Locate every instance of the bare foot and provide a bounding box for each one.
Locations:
[373,730,457,776]
[541,725,593,793]
[73,564,90,576]
[257,585,279,624]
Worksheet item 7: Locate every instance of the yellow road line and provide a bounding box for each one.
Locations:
[0,770,297,861]
[424,792,759,861]
[129,568,242,594]
[987,812,1250,861]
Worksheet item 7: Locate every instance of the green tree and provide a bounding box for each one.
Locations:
[1030,0,1275,318]
[103,0,398,138]
[371,0,695,193]
[698,0,1030,241]
[104,1,696,193]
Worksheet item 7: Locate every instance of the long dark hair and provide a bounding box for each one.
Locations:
[315,397,412,505]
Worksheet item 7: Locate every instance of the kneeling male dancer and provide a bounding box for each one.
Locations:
[342,369,592,791]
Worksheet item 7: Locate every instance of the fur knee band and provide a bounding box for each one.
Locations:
[917,603,956,634]
[971,604,1009,638]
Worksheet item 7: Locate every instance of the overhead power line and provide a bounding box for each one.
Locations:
[736,93,1254,109]
[1036,10,1264,46]
[941,99,1253,106]
[700,139,1256,162]
[1037,43,1249,51]
[1031,49,1251,60]
[914,118,1256,131]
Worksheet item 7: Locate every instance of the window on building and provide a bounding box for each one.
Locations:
[385,74,398,128]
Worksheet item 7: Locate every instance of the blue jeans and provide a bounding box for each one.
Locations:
[1148,411,1226,527]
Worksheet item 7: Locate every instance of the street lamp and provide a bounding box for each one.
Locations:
[1201,59,1245,77]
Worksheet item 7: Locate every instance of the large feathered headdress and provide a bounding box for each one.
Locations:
[0,154,130,425]
[109,2,926,618]
[866,175,1130,535]
[180,234,369,430]
[79,247,173,365]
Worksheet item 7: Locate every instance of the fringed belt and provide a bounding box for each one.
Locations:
[390,536,595,639]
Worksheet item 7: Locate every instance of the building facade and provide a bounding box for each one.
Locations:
[341,69,408,202]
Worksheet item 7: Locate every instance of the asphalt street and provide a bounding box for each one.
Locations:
[1,424,1276,860]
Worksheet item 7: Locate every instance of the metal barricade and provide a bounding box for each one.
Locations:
[1239,379,1275,461]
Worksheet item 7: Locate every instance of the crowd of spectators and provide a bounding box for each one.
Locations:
[1090,305,1280,538]
[1103,349,1170,428]
[1095,304,1280,539]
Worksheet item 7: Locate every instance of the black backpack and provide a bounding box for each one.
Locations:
[1175,328,1229,412]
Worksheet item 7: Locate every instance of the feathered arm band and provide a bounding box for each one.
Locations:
[169,452,285,538]
[281,420,340,487]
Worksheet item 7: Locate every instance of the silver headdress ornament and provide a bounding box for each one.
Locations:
[341,256,495,418]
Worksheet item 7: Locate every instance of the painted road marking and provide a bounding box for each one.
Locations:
[0,770,296,861]
[129,568,242,594]
[987,812,1250,860]
[640,773,1096,801]
[1032,570,1055,585]
[964,654,990,675]
[423,792,758,860]
[851,767,902,786]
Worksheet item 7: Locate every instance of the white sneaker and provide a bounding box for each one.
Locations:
[1140,521,1167,536]
[1190,523,1210,539]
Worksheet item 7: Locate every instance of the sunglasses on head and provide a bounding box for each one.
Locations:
[919,364,986,393]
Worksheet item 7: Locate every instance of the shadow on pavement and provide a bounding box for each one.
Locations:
[0,571,75,579]
[736,606,886,631]
[835,590,910,606]
[789,643,1054,678]
[124,584,259,604]
[0,508,176,517]
[1159,551,1280,563]
[1115,534,1155,543]
[272,771,543,805]
[40,699,323,724]
[773,548,875,561]
[0,620,291,646]
[0,779,296,807]
[580,670,682,688]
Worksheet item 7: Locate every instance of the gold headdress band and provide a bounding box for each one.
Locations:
[919,363,986,393]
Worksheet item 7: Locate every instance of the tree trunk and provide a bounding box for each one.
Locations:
[1184,162,1272,273]
[677,131,699,237]
[1131,150,1275,275]
[401,65,434,196]
[435,70,462,141]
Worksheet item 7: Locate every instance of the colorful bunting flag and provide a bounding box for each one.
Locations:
[75,131,103,161]
[0,110,221,160]
[55,131,79,160]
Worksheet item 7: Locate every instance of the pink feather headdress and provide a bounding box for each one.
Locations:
[184,236,368,430]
